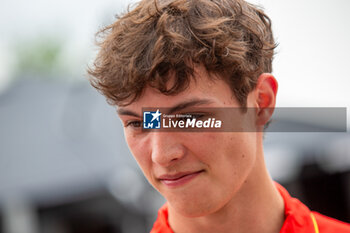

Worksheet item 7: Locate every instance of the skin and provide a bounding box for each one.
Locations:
[118,66,284,233]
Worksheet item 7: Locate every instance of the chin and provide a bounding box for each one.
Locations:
[167,192,225,218]
[171,202,214,218]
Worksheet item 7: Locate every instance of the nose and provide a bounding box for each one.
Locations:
[150,132,186,167]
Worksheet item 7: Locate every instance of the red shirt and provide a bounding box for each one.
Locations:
[150,183,350,233]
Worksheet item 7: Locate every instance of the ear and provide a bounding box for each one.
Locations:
[253,73,278,127]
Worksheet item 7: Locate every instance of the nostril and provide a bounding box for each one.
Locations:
[150,132,187,166]
[151,144,186,166]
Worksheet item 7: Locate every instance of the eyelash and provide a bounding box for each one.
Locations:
[125,120,142,128]
[176,113,206,121]
[124,112,207,128]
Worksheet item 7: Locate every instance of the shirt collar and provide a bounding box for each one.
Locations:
[275,182,316,233]
[151,182,316,233]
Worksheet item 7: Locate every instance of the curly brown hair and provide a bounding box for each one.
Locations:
[88,0,276,106]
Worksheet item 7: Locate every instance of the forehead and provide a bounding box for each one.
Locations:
[118,66,237,112]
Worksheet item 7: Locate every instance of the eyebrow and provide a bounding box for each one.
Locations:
[168,98,213,114]
[117,98,214,117]
[117,108,141,117]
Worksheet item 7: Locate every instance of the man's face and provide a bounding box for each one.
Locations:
[118,67,259,217]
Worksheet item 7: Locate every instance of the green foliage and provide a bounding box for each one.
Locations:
[13,36,65,79]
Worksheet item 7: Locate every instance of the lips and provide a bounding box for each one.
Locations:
[158,170,204,188]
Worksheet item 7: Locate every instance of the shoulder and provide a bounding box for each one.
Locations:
[275,182,350,233]
[313,211,350,233]
[150,204,174,233]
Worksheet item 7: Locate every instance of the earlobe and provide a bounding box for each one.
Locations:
[255,73,278,127]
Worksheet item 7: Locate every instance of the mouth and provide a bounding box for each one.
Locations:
[158,170,204,188]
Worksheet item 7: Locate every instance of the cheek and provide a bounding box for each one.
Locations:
[223,134,257,182]
[225,133,256,161]
[203,133,256,180]
[125,133,151,174]
[179,133,217,163]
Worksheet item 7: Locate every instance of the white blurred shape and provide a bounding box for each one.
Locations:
[265,146,302,182]
[320,136,350,172]
[0,44,14,93]
[3,198,39,233]
[107,166,145,208]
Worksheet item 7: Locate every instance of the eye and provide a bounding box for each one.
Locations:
[190,113,205,119]
[178,113,205,121]
[125,120,142,128]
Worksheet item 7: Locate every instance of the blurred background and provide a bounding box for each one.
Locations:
[0,0,349,232]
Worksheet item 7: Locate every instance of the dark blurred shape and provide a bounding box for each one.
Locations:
[0,211,3,233]
[282,163,350,223]
[300,163,349,222]
[38,191,148,233]
[0,79,161,233]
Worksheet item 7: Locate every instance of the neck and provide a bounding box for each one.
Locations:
[168,149,285,233]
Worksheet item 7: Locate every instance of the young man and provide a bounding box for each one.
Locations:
[88,0,350,232]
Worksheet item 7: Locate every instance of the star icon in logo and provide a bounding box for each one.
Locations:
[151,109,161,122]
